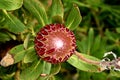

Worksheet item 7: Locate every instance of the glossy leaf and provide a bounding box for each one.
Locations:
[3,10,26,33]
[23,0,48,26]
[48,0,64,23]
[67,54,100,72]
[65,5,82,30]
[0,0,23,10]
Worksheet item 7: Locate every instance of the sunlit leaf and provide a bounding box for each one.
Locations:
[9,44,25,63]
[67,54,100,72]
[3,10,26,33]
[23,0,48,26]
[65,5,82,30]
[48,0,64,23]
[0,0,23,10]
[9,44,35,64]
[23,34,30,50]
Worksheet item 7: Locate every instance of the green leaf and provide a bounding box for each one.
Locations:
[23,47,37,63]
[65,5,82,30]
[72,1,90,8]
[91,73,107,80]
[49,64,61,76]
[0,0,23,10]
[105,29,116,41]
[23,0,48,26]
[37,62,51,80]
[23,34,30,50]
[20,60,42,80]
[91,35,101,53]
[3,10,26,33]
[116,28,120,33]
[9,44,35,64]
[76,40,83,52]
[42,62,51,74]
[0,32,11,42]
[67,54,100,72]
[86,0,103,8]
[20,60,51,80]
[6,32,16,40]
[48,0,64,23]
[87,28,94,54]
[9,44,25,63]
[109,70,120,78]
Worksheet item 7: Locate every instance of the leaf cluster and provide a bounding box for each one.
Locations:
[0,0,120,80]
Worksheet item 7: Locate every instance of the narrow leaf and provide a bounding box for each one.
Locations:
[9,44,25,63]
[105,29,117,41]
[3,10,26,33]
[23,0,48,26]
[50,64,61,76]
[0,0,23,10]
[37,62,51,80]
[9,44,35,64]
[91,35,101,53]
[0,32,11,42]
[23,34,30,49]
[67,54,100,72]
[48,0,64,23]
[23,48,37,63]
[20,60,42,80]
[87,28,94,54]
[65,5,82,30]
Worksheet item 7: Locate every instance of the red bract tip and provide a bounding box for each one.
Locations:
[34,23,76,64]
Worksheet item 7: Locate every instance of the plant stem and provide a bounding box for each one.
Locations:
[75,51,100,65]
[75,51,120,71]
[15,63,21,80]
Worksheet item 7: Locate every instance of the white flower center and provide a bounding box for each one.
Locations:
[54,38,63,49]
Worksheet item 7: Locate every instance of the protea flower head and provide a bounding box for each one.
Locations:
[34,23,76,64]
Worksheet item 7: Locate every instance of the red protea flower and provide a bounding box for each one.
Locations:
[34,23,76,64]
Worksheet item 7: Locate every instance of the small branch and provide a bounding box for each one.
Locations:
[75,51,120,71]
[75,51,100,65]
